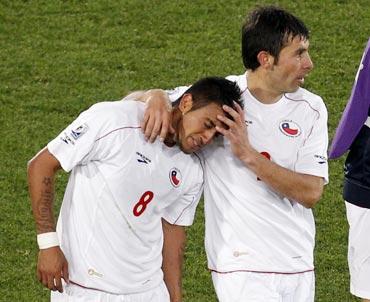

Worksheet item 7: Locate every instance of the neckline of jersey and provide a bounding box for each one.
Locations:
[242,72,289,110]
[244,88,288,110]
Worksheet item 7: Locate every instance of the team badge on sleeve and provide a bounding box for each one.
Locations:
[70,123,89,140]
[279,120,301,137]
[169,168,182,188]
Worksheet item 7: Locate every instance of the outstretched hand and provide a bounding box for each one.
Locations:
[37,246,69,293]
[215,102,253,162]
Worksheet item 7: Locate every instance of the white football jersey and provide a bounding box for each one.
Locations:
[168,73,328,273]
[48,101,203,294]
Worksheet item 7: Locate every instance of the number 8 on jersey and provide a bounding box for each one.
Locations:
[133,191,154,217]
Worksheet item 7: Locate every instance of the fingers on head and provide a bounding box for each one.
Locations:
[141,112,150,131]
[159,121,169,141]
[144,118,155,140]
[217,114,234,128]
[149,120,162,143]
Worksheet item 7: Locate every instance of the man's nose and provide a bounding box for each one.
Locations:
[303,53,314,71]
[202,129,217,145]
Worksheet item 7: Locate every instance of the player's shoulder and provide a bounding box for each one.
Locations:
[190,152,204,169]
[285,87,327,113]
[173,151,203,188]
[226,72,247,91]
[189,153,204,181]
[89,99,145,116]
[87,100,145,126]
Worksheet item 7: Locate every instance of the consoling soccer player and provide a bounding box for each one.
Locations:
[137,6,329,302]
[27,77,242,301]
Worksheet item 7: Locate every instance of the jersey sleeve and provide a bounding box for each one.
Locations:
[295,100,329,183]
[47,103,114,172]
[162,164,204,226]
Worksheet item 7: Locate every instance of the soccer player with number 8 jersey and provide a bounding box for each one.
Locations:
[27,77,242,301]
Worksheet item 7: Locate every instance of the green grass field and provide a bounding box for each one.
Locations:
[1,1,370,301]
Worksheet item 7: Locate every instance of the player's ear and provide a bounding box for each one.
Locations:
[179,94,193,114]
[257,51,274,69]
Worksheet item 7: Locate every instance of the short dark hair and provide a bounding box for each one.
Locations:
[242,6,309,71]
[174,77,243,111]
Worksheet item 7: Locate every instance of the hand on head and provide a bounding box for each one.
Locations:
[216,102,253,161]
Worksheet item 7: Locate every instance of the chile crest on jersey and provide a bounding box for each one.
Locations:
[279,120,301,137]
[169,168,182,188]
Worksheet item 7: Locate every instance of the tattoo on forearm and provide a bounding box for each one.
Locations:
[36,177,55,233]
[42,177,52,186]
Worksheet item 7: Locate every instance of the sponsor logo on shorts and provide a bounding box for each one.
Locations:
[279,120,301,137]
[169,168,181,187]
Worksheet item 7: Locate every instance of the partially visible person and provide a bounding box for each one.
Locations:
[134,6,328,301]
[27,77,242,302]
[329,38,370,302]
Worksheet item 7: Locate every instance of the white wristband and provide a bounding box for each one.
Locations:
[37,232,59,249]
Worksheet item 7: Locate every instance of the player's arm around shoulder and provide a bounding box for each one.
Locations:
[123,85,192,142]
[27,147,69,292]
[121,89,174,142]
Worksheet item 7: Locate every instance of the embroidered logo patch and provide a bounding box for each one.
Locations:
[169,168,181,188]
[70,124,88,140]
[136,152,151,164]
[60,133,75,145]
[279,120,301,137]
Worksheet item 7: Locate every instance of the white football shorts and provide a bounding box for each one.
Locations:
[345,201,370,299]
[211,270,314,302]
[50,280,170,302]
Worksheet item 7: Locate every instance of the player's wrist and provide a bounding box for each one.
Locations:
[238,146,258,167]
[37,232,59,249]
[147,89,171,105]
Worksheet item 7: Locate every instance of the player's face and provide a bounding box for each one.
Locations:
[177,102,225,154]
[270,36,313,93]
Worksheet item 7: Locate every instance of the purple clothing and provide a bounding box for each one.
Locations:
[329,38,370,159]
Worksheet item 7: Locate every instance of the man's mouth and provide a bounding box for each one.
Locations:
[191,137,201,150]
